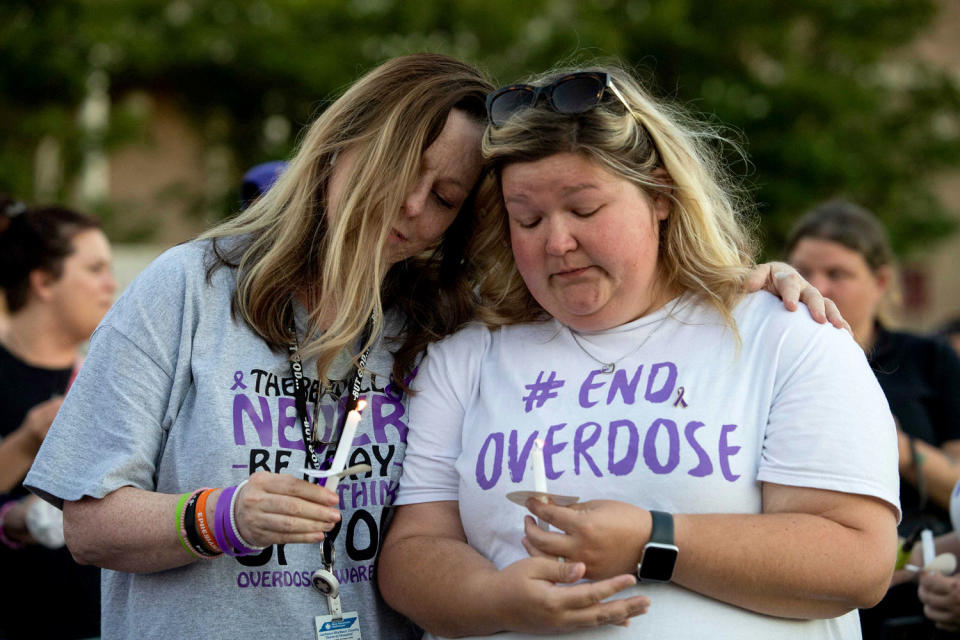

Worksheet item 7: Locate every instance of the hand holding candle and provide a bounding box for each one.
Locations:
[505,437,579,525]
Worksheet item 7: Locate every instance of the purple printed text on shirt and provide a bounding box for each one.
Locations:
[579,361,678,409]
[231,392,408,448]
[475,419,741,489]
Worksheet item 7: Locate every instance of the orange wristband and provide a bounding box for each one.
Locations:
[195,488,221,554]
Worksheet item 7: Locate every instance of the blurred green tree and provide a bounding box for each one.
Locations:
[1,0,958,253]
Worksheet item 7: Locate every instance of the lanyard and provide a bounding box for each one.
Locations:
[289,310,376,621]
[288,312,375,471]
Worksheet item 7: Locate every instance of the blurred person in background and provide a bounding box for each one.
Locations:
[240,160,288,210]
[890,473,960,638]
[787,200,960,639]
[0,195,115,639]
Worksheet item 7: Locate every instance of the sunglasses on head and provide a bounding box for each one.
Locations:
[485,71,634,127]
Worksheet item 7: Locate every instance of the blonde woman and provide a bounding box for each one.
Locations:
[25,56,844,640]
[379,67,900,639]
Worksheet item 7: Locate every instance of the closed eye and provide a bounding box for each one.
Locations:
[433,191,456,209]
[573,207,600,218]
[516,217,541,229]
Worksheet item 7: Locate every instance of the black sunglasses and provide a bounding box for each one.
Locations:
[485,71,634,127]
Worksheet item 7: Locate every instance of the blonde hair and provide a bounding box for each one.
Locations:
[202,53,492,386]
[475,65,757,333]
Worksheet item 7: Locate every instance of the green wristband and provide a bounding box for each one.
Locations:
[175,491,199,558]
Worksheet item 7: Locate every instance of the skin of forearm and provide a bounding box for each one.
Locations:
[379,535,507,638]
[0,428,43,492]
[672,510,897,619]
[899,436,960,511]
[63,485,219,573]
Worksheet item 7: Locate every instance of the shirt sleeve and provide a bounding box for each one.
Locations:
[395,324,489,506]
[756,312,902,521]
[25,244,201,508]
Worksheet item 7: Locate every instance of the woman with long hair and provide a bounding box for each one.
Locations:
[379,66,899,639]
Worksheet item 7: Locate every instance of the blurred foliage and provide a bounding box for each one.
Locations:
[1,0,959,254]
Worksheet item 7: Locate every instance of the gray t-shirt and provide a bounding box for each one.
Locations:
[26,240,419,639]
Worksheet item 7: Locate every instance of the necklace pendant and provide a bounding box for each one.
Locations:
[600,363,615,374]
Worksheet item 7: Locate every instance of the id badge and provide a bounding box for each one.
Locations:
[315,612,361,640]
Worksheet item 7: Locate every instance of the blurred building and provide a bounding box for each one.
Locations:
[900,0,960,330]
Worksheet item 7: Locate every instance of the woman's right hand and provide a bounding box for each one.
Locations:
[231,471,341,547]
[494,555,649,633]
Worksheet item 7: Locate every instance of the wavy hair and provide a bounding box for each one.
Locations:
[475,65,757,334]
[202,54,493,387]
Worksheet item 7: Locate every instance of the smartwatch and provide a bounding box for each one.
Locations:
[637,510,678,583]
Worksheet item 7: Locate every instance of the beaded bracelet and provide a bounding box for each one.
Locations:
[229,480,267,553]
[195,488,221,554]
[183,489,219,559]
[0,501,25,550]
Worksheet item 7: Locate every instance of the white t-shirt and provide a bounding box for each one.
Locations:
[396,292,900,640]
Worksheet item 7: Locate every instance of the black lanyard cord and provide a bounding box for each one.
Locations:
[289,312,375,471]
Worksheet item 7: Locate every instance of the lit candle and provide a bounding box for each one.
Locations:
[532,438,547,495]
[326,400,366,493]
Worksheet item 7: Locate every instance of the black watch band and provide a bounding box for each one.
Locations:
[637,510,678,583]
[649,509,674,545]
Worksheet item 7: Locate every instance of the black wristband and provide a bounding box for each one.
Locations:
[184,491,218,558]
[649,510,674,545]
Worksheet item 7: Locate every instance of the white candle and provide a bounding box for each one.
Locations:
[326,400,366,493]
[532,438,549,531]
[532,438,547,495]
[922,528,936,567]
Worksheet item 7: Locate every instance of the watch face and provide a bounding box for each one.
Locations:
[638,542,678,582]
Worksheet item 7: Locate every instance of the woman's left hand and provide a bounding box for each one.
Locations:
[523,498,649,580]
[746,262,849,332]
